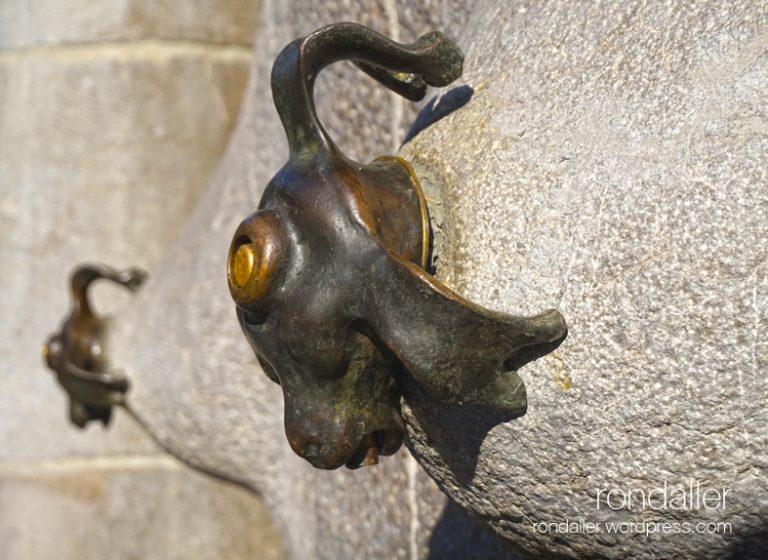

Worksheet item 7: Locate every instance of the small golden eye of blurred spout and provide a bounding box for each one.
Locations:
[232,243,256,288]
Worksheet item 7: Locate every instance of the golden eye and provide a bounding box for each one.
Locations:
[227,209,287,311]
[232,243,256,288]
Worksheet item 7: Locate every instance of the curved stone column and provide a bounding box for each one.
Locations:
[399,1,768,559]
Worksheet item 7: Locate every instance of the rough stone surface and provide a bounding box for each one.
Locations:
[0,1,259,48]
[109,1,517,559]
[398,1,768,559]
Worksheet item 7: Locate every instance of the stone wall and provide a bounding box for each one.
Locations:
[399,2,768,558]
[0,2,282,558]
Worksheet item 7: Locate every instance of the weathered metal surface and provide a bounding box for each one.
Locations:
[43,264,145,427]
[227,22,567,470]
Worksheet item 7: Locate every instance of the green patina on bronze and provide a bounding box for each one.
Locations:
[43,264,146,428]
[227,22,568,470]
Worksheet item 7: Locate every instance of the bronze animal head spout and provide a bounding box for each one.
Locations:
[43,264,146,428]
[227,22,567,470]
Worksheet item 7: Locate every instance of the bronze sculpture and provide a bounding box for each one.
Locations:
[43,264,145,427]
[227,22,568,469]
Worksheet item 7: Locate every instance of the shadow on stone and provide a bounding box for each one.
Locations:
[402,332,567,483]
[404,382,520,483]
[401,85,474,146]
[428,499,521,560]
[722,524,768,560]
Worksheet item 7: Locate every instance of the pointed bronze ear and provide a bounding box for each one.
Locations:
[364,249,567,415]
